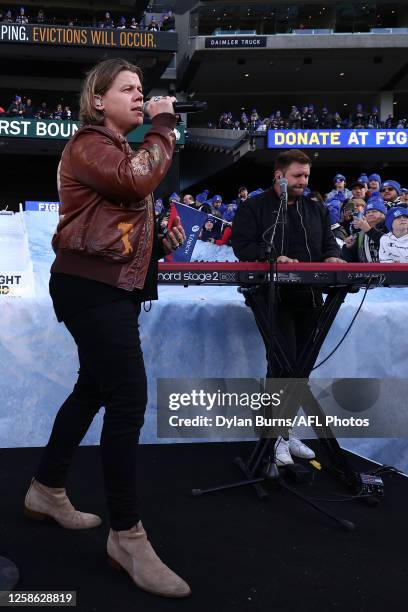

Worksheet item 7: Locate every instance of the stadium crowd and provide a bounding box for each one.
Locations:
[211,105,406,131]
[0,95,72,120]
[0,7,175,30]
[160,172,408,262]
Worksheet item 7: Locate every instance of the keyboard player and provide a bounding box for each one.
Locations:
[231,148,344,466]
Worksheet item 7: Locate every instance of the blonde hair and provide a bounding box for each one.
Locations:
[79,58,143,125]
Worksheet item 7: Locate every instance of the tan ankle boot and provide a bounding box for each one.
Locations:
[24,478,102,530]
[107,522,191,598]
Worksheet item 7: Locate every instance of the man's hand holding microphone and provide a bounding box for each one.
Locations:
[143,95,177,119]
[144,97,186,255]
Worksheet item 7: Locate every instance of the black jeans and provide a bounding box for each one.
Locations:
[246,285,322,379]
[36,299,147,530]
[246,285,323,438]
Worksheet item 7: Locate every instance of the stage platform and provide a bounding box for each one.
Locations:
[2,442,406,612]
[1,212,408,472]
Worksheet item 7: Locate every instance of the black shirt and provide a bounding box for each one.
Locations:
[286,201,312,262]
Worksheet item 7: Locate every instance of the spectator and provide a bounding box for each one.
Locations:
[7,95,24,117]
[367,106,380,128]
[35,101,49,120]
[62,105,72,120]
[23,98,35,118]
[341,195,387,262]
[117,16,126,29]
[303,104,319,129]
[103,11,114,28]
[240,111,249,130]
[350,179,368,201]
[340,201,354,235]
[211,195,225,219]
[349,197,366,215]
[249,108,261,132]
[380,180,403,209]
[326,199,348,244]
[195,192,211,213]
[4,10,14,24]
[288,105,301,128]
[384,114,394,128]
[237,186,248,206]
[36,9,45,24]
[401,188,408,205]
[130,18,139,29]
[148,19,159,31]
[332,112,343,128]
[379,208,408,262]
[51,104,63,120]
[326,173,352,202]
[199,217,219,242]
[218,112,233,129]
[182,194,195,206]
[358,174,369,189]
[16,7,28,24]
[368,173,381,194]
[300,105,309,128]
[347,198,366,235]
[161,11,175,32]
[319,107,333,128]
[352,103,366,128]
[274,110,284,129]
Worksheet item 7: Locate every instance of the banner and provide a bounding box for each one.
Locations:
[0,119,185,144]
[0,212,35,297]
[163,203,207,263]
[0,24,177,51]
[205,36,267,48]
[25,201,60,212]
[268,129,408,148]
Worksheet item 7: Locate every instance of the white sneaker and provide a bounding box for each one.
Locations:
[288,431,315,460]
[274,436,294,466]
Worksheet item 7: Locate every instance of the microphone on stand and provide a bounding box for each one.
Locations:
[278,177,288,200]
[278,177,288,212]
[143,99,207,114]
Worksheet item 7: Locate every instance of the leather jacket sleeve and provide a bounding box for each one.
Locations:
[69,113,176,205]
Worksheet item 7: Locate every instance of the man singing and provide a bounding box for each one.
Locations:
[231,149,343,465]
[24,58,191,598]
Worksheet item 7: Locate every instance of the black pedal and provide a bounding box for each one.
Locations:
[357,473,384,496]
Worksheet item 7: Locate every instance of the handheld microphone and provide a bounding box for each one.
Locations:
[143,99,207,114]
[278,177,288,199]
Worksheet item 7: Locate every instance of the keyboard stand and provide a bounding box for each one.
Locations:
[192,282,378,529]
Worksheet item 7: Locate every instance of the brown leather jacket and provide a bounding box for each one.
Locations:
[51,113,176,291]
